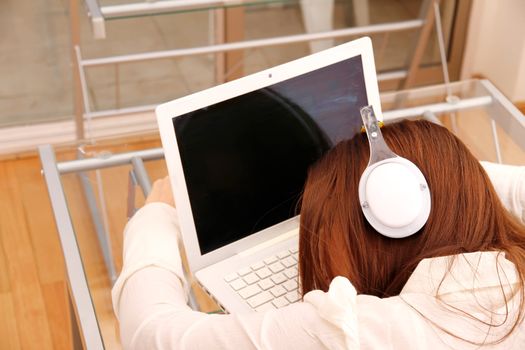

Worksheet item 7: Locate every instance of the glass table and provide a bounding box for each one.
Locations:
[71,0,463,139]
[39,79,525,349]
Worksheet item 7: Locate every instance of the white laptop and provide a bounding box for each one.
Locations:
[156,37,383,313]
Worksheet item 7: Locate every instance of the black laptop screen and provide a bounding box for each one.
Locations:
[173,55,368,254]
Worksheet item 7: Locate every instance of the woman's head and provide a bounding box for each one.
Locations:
[299,119,525,298]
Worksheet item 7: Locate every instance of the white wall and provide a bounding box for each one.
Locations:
[515,44,525,100]
[461,0,525,102]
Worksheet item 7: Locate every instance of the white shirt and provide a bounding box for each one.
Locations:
[112,162,525,349]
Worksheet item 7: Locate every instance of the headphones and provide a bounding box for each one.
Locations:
[358,106,431,238]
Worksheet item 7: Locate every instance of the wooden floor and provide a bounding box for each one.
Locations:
[1,111,524,349]
[1,149,74,349]
[0,137,161,349]
[0,135,219,349]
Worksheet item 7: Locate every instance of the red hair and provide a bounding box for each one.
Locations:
[299,119,525,343]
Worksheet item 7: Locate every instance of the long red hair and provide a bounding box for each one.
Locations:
[299,119,525,340]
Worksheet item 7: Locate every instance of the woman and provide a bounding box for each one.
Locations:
[112,120,525,349]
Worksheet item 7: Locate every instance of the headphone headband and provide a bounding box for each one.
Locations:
[358,106,431,238]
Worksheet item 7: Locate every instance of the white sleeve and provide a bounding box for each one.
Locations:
[480,161,525,223]
[111,203,351,350]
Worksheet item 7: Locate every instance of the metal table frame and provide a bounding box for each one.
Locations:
[39,146,164,349]
[39,79,525,349]
[72,0,443,139]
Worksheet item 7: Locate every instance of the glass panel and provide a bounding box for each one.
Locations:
[61,169,119,347]
[59,139,158,348]
[1,0,459,128]
[380,80,525,164]
[421,0,457,66]
[58,134,222,347]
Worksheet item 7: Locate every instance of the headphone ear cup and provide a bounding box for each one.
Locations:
[358,157,431,238]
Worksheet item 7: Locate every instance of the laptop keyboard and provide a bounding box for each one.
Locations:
[224,247,300,312]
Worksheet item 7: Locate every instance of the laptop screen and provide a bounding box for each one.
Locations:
[173,55,368,255]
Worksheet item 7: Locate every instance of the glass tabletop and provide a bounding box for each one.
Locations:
[44,79,524,348]
[77,0,454,117]
[381,80,525,165]
[52,134,220,348]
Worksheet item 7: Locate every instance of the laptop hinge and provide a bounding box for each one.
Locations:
[237,228,299,257]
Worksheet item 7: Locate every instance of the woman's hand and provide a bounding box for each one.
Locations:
[145,176,176,208]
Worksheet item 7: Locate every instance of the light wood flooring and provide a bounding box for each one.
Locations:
[1,147,75,349]
[0,134,220,349]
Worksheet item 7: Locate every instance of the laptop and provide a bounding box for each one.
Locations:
[156,37,383,313]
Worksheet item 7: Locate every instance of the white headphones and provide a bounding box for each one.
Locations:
[358,106,431,238]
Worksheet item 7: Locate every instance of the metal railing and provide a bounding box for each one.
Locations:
[73,0,438,139]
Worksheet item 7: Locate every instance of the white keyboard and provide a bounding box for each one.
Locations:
[224,247,300,312]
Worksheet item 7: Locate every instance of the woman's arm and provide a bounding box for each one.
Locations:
[480,161,525,223]
[111,179,350,349]
[113,175,514,349]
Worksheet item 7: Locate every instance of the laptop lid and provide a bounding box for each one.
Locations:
[157,37,382,273]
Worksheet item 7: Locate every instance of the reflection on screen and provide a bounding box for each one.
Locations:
[173,55,368,254]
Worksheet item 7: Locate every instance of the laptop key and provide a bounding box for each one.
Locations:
[250,261,265,271]
[247,291,273,308]
[284,268,297,279]
[230,279,247,291]
[264,255,278,265]
[255,302,276,312]
[277,250,290,259]
[258,278,274,290]
[239,284,261,299]
[268,262,285,273]
[270,272,286,285]
[281,257,296,268]
[256,267,272,279]
[283,279,298,292]
[270,285,286,297]
[237,267,252,276]
[272,296,289,308]
[243,272,259,285]
[289,246,299,254]
[224,273,238,283]
[285,290,300,303]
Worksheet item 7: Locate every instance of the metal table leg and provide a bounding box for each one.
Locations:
[39,144,104,350]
